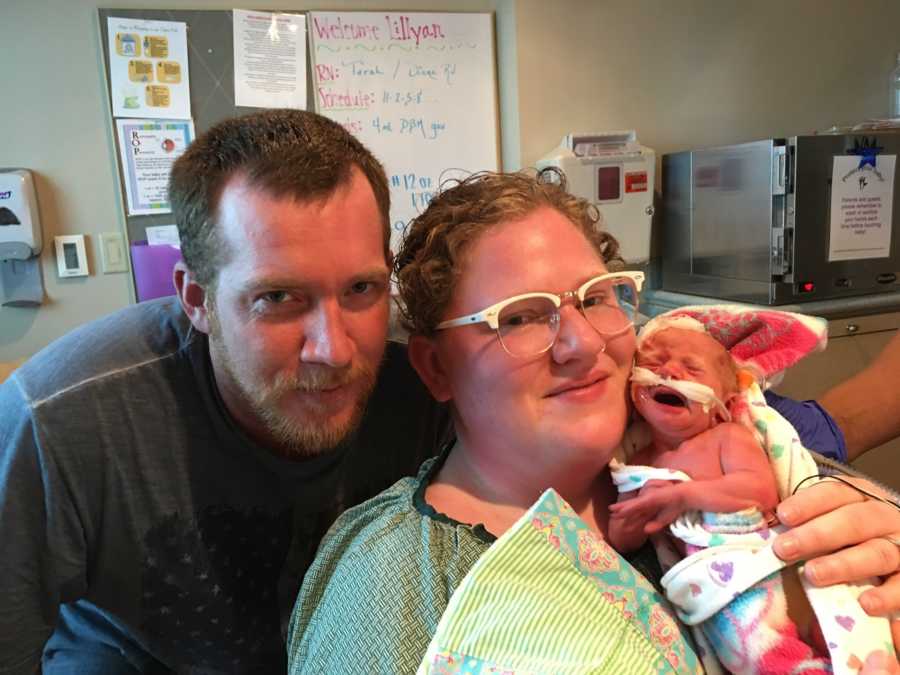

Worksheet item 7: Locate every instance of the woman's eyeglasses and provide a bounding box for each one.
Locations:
[435,271,644,358]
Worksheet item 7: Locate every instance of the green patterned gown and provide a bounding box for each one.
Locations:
[288,451,699,674]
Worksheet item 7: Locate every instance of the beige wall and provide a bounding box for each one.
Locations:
[2,2,134,362]
[515,0,900,168]
[0,0,517,362]
[4,0,900,361]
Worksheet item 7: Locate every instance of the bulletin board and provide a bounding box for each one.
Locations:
[97,8,501,266]
[98,8,277,247]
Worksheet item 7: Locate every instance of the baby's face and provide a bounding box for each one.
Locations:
[632,327,735,437]
[635,328,733,398]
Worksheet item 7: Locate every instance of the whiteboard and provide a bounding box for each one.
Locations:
[308,11,500,252]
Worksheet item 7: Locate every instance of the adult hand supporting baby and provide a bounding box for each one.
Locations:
[862,650,900,674]
[773,477,900,653]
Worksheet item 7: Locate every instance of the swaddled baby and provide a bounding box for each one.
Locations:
[609,316,832,674]
[609,322,779,552]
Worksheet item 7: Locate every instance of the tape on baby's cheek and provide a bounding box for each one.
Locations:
[631,367,730,421]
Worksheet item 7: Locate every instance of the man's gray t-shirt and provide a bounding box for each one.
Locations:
[0,297,448,674]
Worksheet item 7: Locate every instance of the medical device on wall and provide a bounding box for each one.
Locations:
[0,169,44,307]
[536,131,655,264]
[660,132,900,304]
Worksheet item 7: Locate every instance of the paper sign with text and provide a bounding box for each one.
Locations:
[829,154,896,262]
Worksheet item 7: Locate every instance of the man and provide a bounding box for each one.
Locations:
[820,330,900,461]
[0,110,448,673]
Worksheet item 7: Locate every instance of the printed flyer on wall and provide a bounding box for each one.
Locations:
[107,17,191,119]
[116,119,195,215]
[233,9,307,109]
[829,154,896,261]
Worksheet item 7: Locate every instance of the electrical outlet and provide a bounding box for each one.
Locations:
[100,232,128,273]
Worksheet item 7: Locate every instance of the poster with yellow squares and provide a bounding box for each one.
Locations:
[107,17,191,120]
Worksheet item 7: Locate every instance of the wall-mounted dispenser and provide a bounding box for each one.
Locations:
[0,169,45,307]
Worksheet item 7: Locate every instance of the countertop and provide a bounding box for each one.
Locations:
[642,288,900,320]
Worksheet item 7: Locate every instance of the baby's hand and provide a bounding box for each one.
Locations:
[608,507,650,549]
[607,482,677,550]
[609,482,689,534]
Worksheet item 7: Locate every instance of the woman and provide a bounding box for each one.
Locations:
[288,172,900,673]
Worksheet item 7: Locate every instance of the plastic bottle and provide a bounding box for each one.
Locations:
[890,52,900,119]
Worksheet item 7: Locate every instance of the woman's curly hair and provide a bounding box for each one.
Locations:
[394,171,623,335]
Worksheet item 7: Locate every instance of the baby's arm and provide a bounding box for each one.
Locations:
[711,421,779,513]
[609,478,689,551]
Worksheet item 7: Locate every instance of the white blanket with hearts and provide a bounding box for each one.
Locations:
[610,382,891,674]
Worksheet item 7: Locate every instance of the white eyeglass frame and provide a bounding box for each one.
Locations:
[435,271,645,334]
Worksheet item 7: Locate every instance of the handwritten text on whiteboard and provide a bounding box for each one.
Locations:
[309,11,499,252]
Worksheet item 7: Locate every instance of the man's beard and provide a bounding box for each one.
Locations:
[243,362,378,457]
[208,312,380,458]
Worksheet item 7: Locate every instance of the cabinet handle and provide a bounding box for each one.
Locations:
[846,323,860,334]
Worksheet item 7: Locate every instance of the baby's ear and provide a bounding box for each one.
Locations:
[720,389,748,424]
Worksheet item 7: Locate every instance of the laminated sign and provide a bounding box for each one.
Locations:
[829,154,896,262]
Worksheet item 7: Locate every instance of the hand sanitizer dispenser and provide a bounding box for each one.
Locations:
[0,169,42,259]
[0,169,45,307]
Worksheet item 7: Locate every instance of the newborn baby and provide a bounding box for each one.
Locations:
[608,323,778,553]
[609,315,840,674]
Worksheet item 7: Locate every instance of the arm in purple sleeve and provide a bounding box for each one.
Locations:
[764,389,848,463]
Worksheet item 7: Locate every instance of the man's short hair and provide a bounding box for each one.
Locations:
[169,109,391,288]
[395,171,623,335]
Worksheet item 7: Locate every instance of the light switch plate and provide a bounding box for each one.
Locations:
[100,231,128,273]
